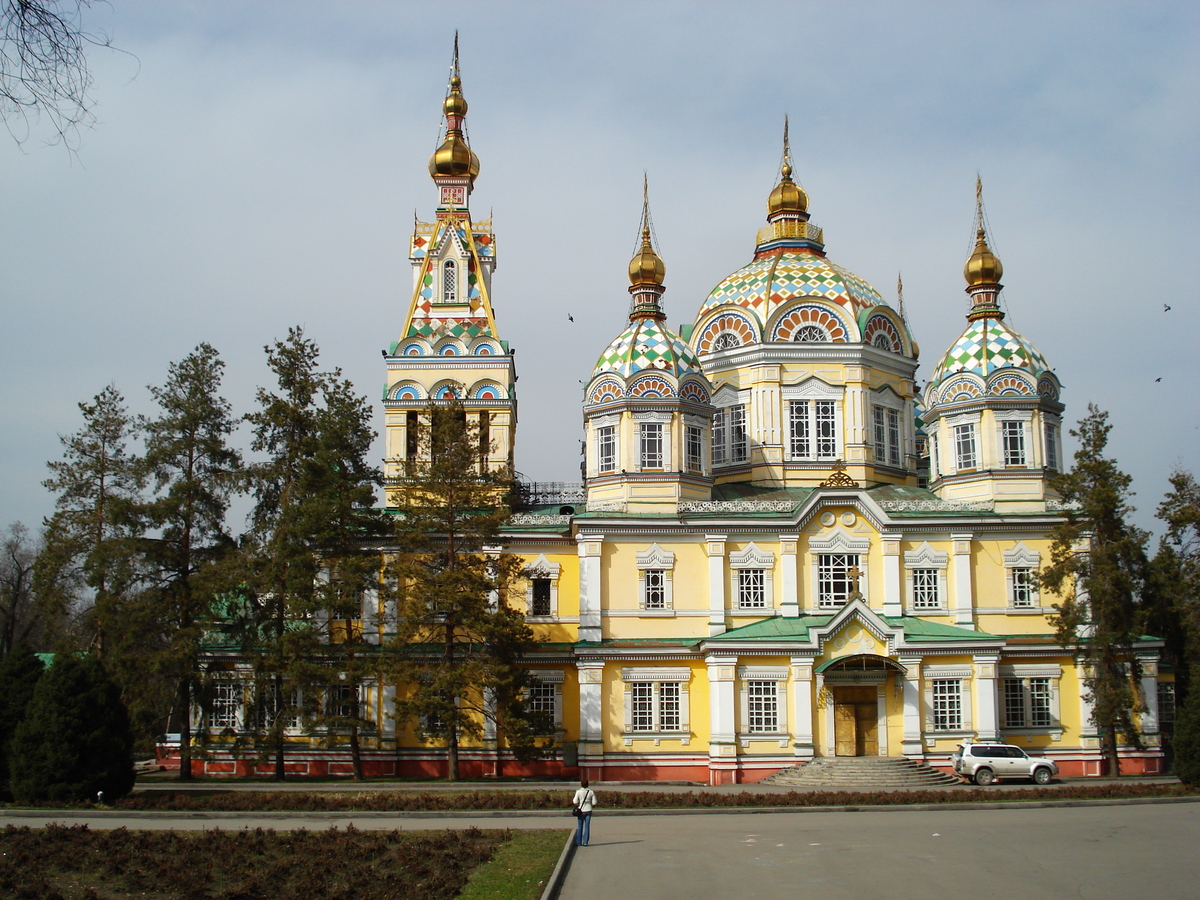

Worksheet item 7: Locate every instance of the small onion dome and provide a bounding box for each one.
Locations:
[767,163,809,217]
[443,75,468,117]
[964,227,1003,286]
[428,134,480,182]
[628,226,666,288]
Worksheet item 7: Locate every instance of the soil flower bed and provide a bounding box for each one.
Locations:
[34,780,1197,813]
[0,824,506,900]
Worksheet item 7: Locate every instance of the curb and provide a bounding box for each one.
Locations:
[539,832,576,900]
[4,795,1199,820]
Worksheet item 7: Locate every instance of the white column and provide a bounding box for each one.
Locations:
[881,533,902,617]
[876,684,889,756]
[707,657,738,783]
[973,654,999,742]
[484,545,502,611]
[577,661,604,743]
[780,535,800,618]
[706,534,728,636]
[900,655,923,756]
[577,534,604,642]
[482,687,498,743]
[1076,655,1099,748]
[952,532,975,628]
[382,684,396,738]
[791,658,814,758]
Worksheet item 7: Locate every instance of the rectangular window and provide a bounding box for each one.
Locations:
[1004,677,1055,729]
[873,407,902,467]
[644,569,666,609]
[929,433,939,478]
[1003,421,1026,467]
[1004,678,1026,728]
[327,684,358,720]
[910,568,940,610]
[1159,682,1176,724]
[712,411,727,465]
[1010,567,1036,608]
[640,422,663,469]
[817,553,859,609]
[790,400,838,460]
[873,407,886,461]
[954,423,977,471]
[746,681,778,733]
[790,401,811,458]
[685,425,703,473]
[658,682,681,731]
[887,408,901,466]
[255,685,300,731]
[730,405,748,462]
[597,425,616,474]
[931,679,962,730]
[738,568,766,608]
[1029,677,1052,727]
[531,578,552,617]
[1045,423,1059,471]
[629,681,683,732]
[210,682,240,729]
[526,682,557,719]
[630,683,655,731]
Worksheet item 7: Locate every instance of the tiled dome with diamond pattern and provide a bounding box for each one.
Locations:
[593,318,703,379]
[695,249,886,336]
[929,318,1051,385]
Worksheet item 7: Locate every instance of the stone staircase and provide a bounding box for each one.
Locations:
[762,756,961,787]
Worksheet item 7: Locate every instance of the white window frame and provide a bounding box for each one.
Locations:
[729,404,748,463]
[929,432,939,479]
[209,680,243,730]
[526,670,565,731]
[737,666,788,740]
[592,414,620,475]
[441,258,458,303]
[253,683,301,733]
[783,380,841,462]
[1158,682,1176,725]
[904,542,949,614]
[712,409,727,466]
[1043,415,1062,471]
[621,667,691,739]
[954,422,978,471]
[809,529,870,610]
[634,412,671,472]
[1003,543,1042,611]
[870,390,905,469]
[922,665,973,735]
[684,420,705,474]
[999,664,1062,733]
[730,543,775,612]
[636,544,676,612]
[524,555,562,620]
[1001,420,1026,467]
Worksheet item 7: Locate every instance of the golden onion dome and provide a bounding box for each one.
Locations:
[428,134,479,181]
[767,162,809,217]
[443,76,468,117]
[628,226,666,287]
[964,227,1003,286]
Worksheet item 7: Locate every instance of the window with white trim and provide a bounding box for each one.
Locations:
[685,424,704,473]
[441,259,457,302]
[729,404,747,462]
[790,400,839,460]
[954,422,978,471]
[209,681,241,730]
[817,553,860,609]
[1002,420,1027,467]
[1003,543,1041,610]
[640,422,663,469]
[636,544,675,612]
[737,666,788,737]
[999,665,1061,731]
[530,579,552,616]
[622,667,690,736]
[524,556,562,619]
[931,679,962,730]
[904,543,948,613]
[929,433,939,479]
[872,406,901,467]
[1158,682,1176,725]
[254,684,300,732]
[911,569,940,610]
[597,425,617,474]
[1044,421,1061,471]
[525,672,564,731]
[712,409,727,465]
[730,544,774,612]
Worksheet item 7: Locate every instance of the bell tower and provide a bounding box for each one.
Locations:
[383,38,516,504]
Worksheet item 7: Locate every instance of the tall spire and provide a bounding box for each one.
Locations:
[428,33,479,203]
[628,174,666,319]
[767,115,808,218]
[964,175,1005,320]
[896,272,907,322]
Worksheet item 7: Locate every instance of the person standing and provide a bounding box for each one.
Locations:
[571,775,596,846]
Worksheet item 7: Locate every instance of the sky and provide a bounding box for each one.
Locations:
[2,0,1198,537]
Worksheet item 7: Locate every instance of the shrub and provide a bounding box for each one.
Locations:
[9,653,135,803]
[0,646,44,799]
[1174,684,1200,786]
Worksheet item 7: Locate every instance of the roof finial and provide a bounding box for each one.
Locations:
[782,115,793,180]
[964,174,1004,302]
[975,172,985,239]
[428,34,479,186]
[641,171,650,238]
[628,174,666,304]
[452,31,460,80]
[897,272,907,321]
[768,115,808,217]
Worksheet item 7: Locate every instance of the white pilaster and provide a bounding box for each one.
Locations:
[791,658,814,758]
[706,534,728,635]
[780,535,800,618]
[973,654,999,742]
[952,532,975,628]
[1077,655,1099,746]
[881,533,902,617]
[707,656,737,746]
[577,534,604,642]
[900,655,923,756]
[1138,655,1160,737]
[577,661,605,743]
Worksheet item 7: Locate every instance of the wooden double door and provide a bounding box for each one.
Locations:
[833,686,879,757]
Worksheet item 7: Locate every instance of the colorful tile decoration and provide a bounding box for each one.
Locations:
[695,248,887,340]
[929,318,1051,385]
[593,319,704,380]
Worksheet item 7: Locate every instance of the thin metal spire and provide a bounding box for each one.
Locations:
[896,272,907,322]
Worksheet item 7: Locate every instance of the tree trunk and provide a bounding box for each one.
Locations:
[273,672,286,781]
[178,676,193,781]
[1107,722,1122,776]
[448,723,459,781]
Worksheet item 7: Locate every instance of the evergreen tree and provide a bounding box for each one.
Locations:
[388,400,548,781]
[137,343,243,780]
[1154,470,1200,699]
[9,653,135,803]
[1042,404,1148,775]
[42,384,144,658]
[1174,677,1200,785]
[0,645,44,799]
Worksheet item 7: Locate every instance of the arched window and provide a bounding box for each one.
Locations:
[872,332,893,350]
[442,260,457,302]
[713,332,741,351]
[793,325,828,342]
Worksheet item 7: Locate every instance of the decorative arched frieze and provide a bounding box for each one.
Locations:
[390,381,425,401]
[470,380,506,400]
[431,380,464,400]
[629,373,677,399]
[771,303,850,343]
[695,311,758,354]
[587,377,624,406]
[862,313,903,353]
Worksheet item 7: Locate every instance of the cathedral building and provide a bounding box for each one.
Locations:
[184,54,1166,781]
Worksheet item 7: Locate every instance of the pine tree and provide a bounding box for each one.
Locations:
[1175,676,1200,785]
[0,645,44,799]
[388,400,548,781]
[1154,470,1200,699]
[1042,404,1148,775]
[9,653,135,803]
[42,384,144,658]
[137,343,243,780]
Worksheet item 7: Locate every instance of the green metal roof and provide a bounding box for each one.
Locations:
[705,613,999,643]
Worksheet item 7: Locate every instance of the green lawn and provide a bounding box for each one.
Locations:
[457,830,569,900]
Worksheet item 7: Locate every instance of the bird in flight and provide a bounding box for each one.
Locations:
[568,314,574,322]
[1164,304,1172,311]
[1155,377,1163,382]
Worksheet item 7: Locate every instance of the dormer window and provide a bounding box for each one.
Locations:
[442,259,457,302]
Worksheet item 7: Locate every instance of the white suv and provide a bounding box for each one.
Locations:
[952,742,1058,785]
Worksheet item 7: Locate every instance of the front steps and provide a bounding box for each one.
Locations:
[762,755,961,787]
